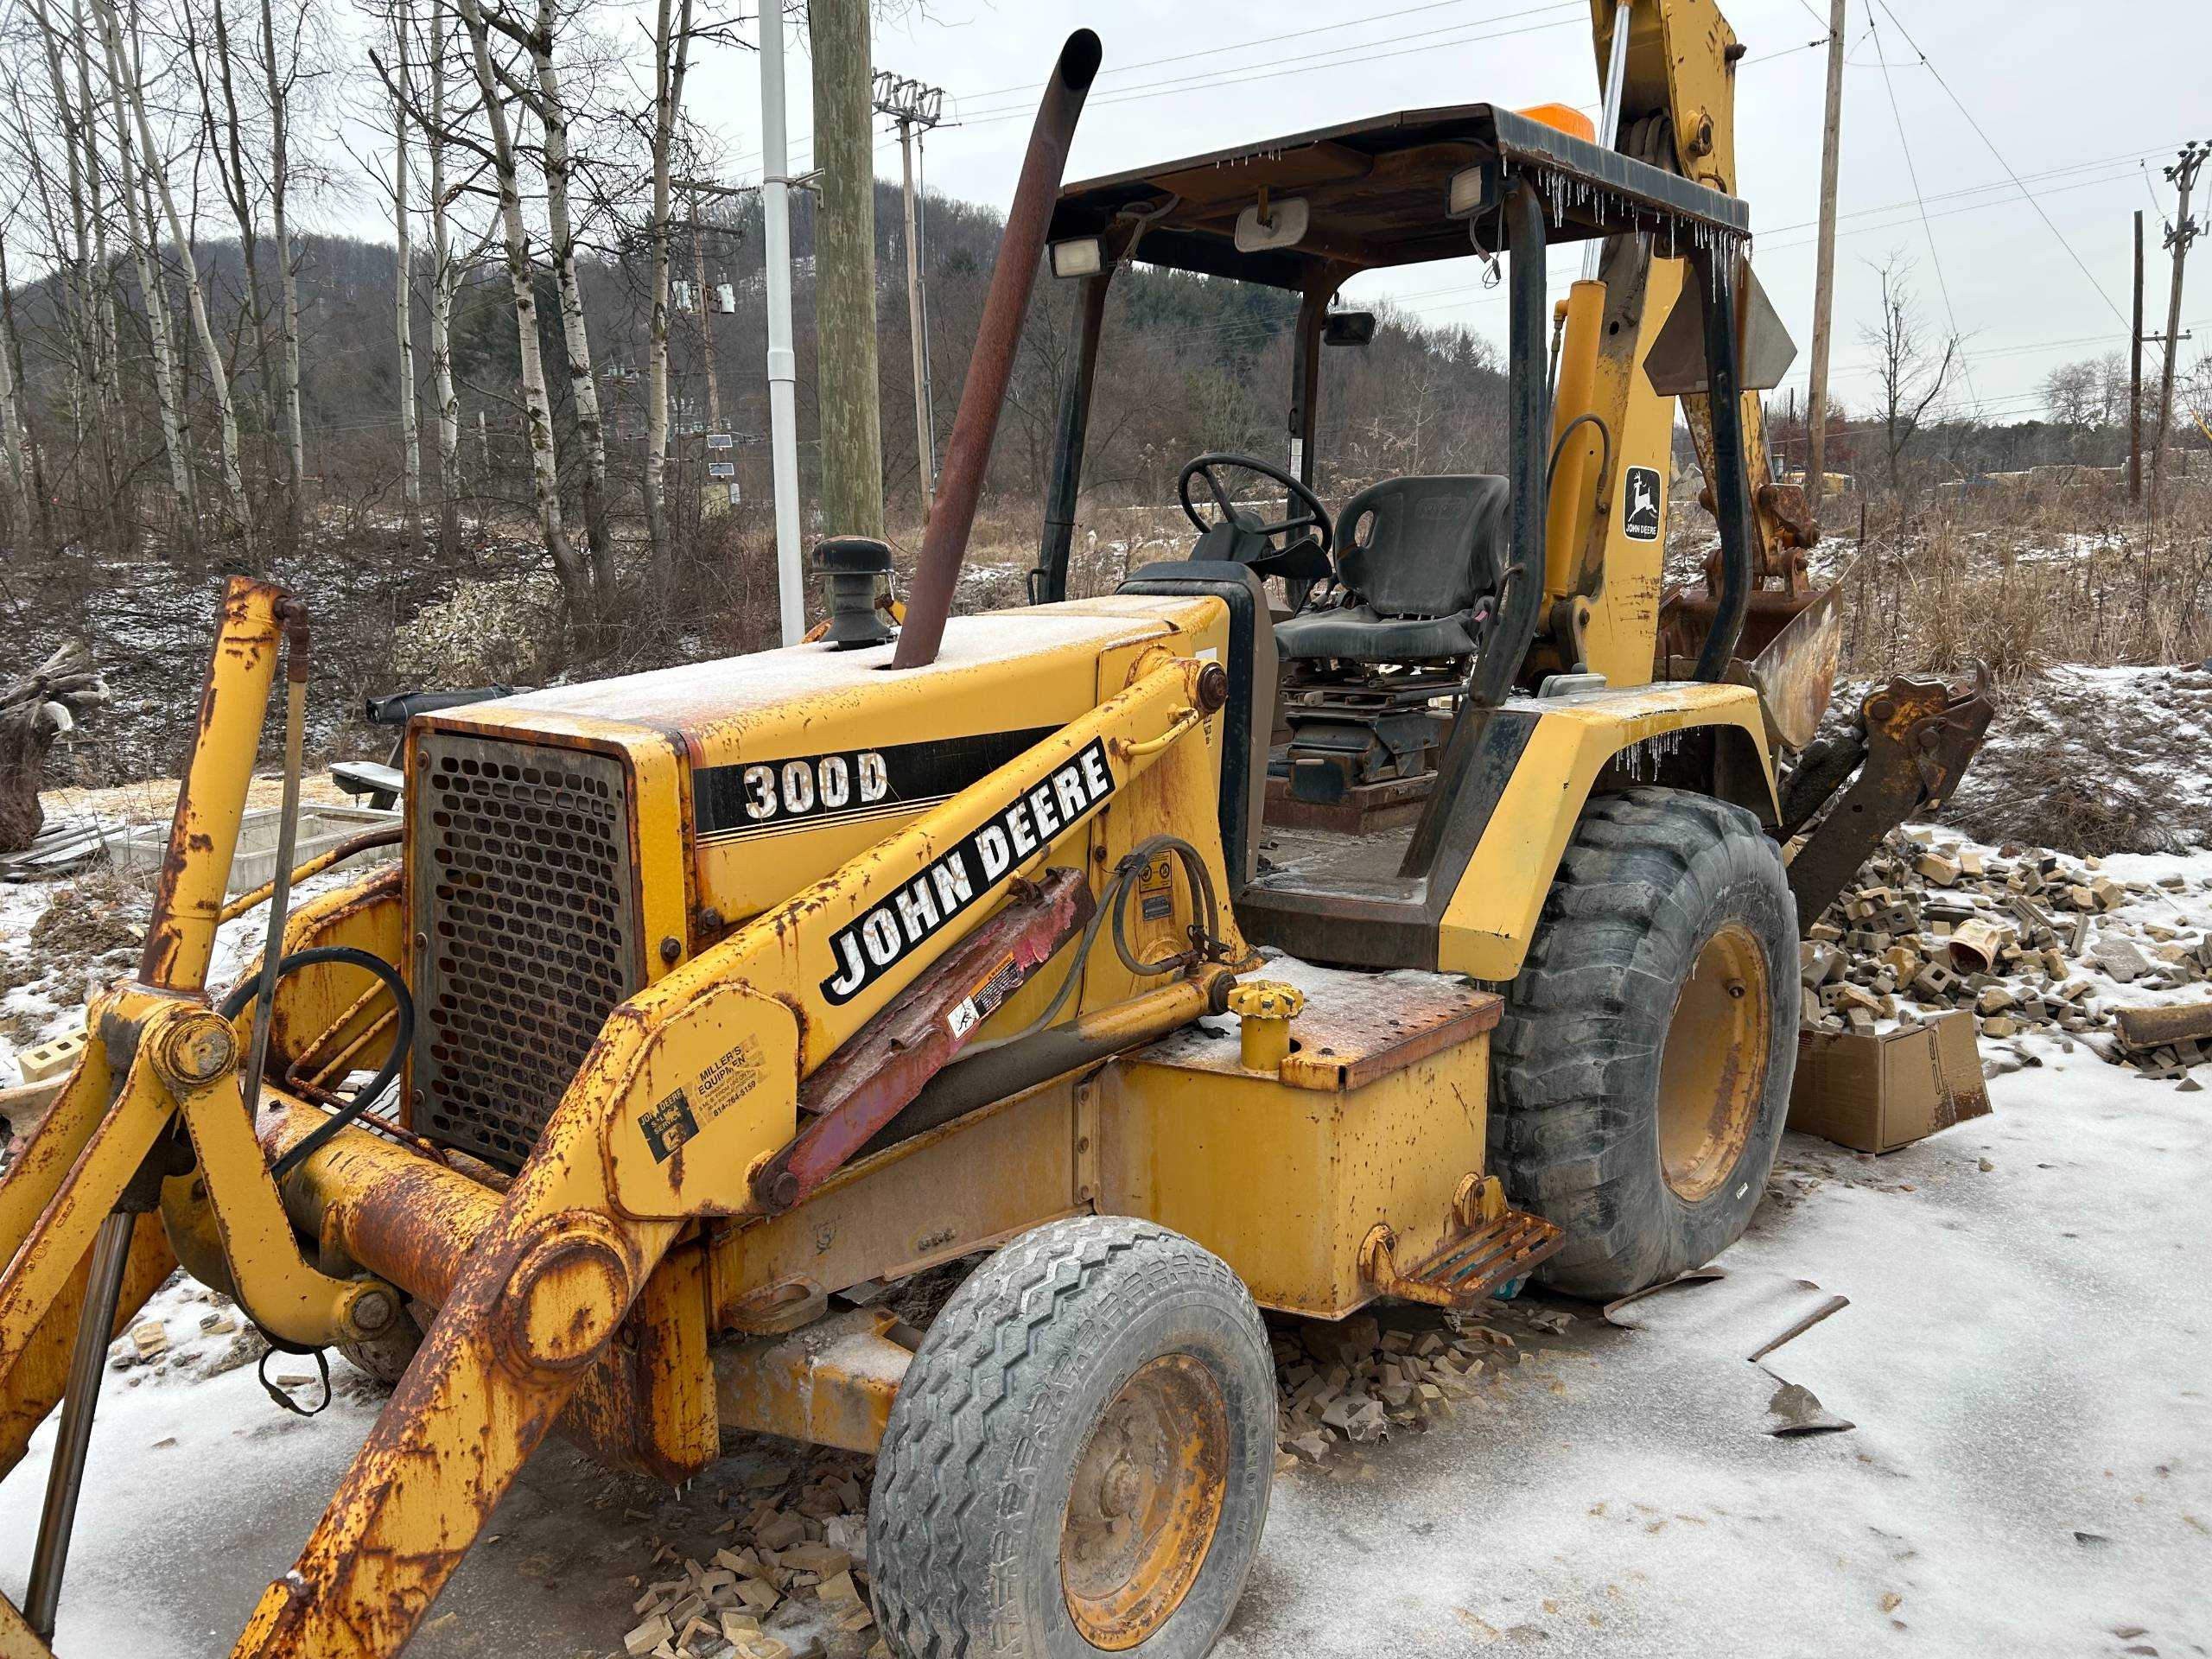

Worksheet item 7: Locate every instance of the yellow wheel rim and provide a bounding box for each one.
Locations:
[1059,1353,1229,1650]
[1655,922,1770,1203]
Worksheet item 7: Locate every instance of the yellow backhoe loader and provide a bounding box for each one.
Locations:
[0,3,1989,1655]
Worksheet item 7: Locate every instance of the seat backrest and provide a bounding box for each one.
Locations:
[1334,475,1510,618]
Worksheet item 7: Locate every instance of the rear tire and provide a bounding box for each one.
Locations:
[868,1217,1274,1659]
[1490,787,1797,1299]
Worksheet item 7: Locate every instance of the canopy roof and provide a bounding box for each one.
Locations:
[1049,103,1751,292]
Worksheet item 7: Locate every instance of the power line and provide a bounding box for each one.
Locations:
[1860,3,1981,411]
[1870,0,2130,330]
[952,0,1581,108]
[949,11,1587,129]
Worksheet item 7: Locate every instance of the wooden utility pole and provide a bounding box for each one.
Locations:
[690,183,721,433]
[1805,0,1847,502]
[2131,208,2145,502]
[874,71,944,524]
[810,0,886,540]
[2149,141,2207,518]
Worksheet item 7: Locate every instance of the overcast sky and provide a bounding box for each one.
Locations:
[676,0,2209,425]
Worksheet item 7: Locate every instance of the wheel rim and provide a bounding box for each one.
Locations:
[1656,921,1770,1203]
[1059,1353,1230,1650]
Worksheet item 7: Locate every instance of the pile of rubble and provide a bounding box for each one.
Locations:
[1272,1304,1563,1464]
[620,1452,881,1659]
[1805,830,2212,1078]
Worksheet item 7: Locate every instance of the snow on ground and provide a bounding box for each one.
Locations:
[1218,1039,2212,1658]
[3,1032,2205,1658]
[1910,661,2212,857]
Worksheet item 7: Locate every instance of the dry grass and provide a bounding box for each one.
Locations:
[1837,480,2212,686]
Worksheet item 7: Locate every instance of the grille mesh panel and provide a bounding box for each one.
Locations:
[411,734,642,1168]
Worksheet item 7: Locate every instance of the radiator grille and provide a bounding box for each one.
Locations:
[411,734,643,1169]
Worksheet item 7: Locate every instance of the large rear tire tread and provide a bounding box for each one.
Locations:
[869,1216,1274,1659]
[1491,786,1798,1299]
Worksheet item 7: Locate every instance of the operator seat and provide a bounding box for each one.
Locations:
[1273,474,1510,664]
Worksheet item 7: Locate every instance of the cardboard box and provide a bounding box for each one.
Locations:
[1789,1011,1991,1153]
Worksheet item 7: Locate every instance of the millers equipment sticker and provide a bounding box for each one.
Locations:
[820,737,1115,1006]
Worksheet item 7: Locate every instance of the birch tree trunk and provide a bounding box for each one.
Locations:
[94,0,255,555]
[27,0,96,449]
[456,0,592,623]
[202,0,272,465]
[0,244,29,533]
[0,219,53,541]
[517,0,613,596]
[259,0,305,531]
[76,0,125,465]
[391,12,423,555]
[427,8,462,554]
[94,8,197,538]
[29,0,123,524]
[642,0,694,583]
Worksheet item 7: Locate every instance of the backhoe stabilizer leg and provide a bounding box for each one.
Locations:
[231,1109,678,1658]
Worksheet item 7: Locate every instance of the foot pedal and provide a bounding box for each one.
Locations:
[1359,1179,1565,1307]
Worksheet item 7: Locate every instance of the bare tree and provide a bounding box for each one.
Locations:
[2042,358,2098,428]
[90,0,198,536]
[453,0,593,621]
[375,0,425,554]
[1859,253,1961,492]
[640,0,694,575]
[258,0,308,528]
[474,0,615,593]
[21,0,119,516]
[0,234,30,533]
[93,0,256,552]
[423,3,490,553]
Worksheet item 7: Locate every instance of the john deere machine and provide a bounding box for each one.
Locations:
[0,3,1990,1655]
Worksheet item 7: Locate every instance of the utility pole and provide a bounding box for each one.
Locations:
[810,0,886,543]
[2149,140,2208,519]
[760,2,804,644]
[874,71,945,523]
[1805,0,1847,502]
[692,188,720,433]
[2131,208,2145,502]
[672,176,748,434]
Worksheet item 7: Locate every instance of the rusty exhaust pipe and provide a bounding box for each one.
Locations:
[890,29,1102,670]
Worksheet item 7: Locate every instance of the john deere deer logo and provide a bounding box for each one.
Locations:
[1623,466,1662,542]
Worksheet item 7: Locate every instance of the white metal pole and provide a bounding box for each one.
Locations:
[1580,0,1633,281]
[761,1,805,645]
[899,117,935,520]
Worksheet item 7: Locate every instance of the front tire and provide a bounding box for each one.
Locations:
[1490,787,1798,1299]
[868,1217,1275,1659]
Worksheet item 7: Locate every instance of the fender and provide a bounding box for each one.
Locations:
[1437,680,1777,981]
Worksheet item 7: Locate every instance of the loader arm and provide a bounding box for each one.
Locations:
[1592,0,1816,587]
[233,648,1230,1658]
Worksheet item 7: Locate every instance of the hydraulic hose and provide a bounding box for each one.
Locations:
[219,945,415,1181]
[955,832,1222,1063]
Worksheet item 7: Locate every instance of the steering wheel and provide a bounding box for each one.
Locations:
[1176,452,1334,566]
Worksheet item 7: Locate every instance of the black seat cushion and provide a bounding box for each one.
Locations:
[1275,474,1509,664]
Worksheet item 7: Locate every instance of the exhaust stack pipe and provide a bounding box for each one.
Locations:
[890,29,1103,670]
